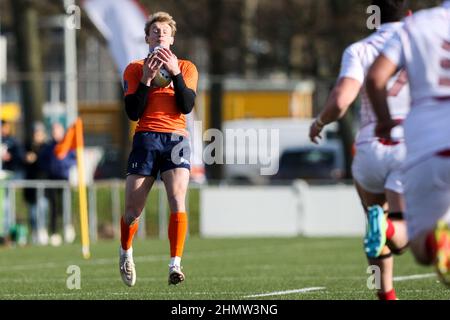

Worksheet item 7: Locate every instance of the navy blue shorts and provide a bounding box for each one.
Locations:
[127,132,191,178]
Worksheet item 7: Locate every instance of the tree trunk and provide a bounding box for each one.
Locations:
[206,0,225,183]
[11,0,44,142]
[240,0,258,78]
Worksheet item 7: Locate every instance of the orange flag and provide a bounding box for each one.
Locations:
[53,117,90,259]
[54,118,84,160]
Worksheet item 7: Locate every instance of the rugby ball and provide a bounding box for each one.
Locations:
[153,67,172,88]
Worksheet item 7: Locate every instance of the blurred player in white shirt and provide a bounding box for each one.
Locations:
[309,0,410,300]
[367,0,450,286]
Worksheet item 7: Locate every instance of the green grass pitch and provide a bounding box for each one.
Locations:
[0,237,448,300]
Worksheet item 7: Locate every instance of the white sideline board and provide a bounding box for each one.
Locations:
[200,186,300,237]
[298,183,365,237]
[200,183,365,238]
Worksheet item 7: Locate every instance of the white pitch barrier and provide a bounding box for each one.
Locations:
[200,181,365,238]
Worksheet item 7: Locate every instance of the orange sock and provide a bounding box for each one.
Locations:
[168,212,188,258]
[120,216,139,250]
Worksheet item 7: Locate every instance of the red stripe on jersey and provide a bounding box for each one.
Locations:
[439,78,450,87]
[441,59,450,69]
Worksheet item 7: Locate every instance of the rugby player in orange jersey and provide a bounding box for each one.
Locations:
[119,11,198,287]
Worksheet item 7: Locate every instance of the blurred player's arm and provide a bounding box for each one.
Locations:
[309,77,361,144]
[310,43,364,144]
[366,54,399,140]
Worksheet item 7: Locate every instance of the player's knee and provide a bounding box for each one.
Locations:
[167,193,185,206]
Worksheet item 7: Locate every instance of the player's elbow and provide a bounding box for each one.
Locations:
[124,96,139,121]
[330,78,360,115]
[332,90,352,116]
[335,96,351,114]
[180,102,195,114]
[125,108,139,122]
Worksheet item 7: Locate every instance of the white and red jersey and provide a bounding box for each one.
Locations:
[382,1,450,168]
[339,22,410,145]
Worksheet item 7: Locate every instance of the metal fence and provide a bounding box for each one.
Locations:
[0,179,200,244]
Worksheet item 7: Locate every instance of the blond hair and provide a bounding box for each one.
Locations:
[145,12,177,36]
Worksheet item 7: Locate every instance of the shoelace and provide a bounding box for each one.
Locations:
[169,265,183,274]
[125,261,134,273]
[121,258,134,275]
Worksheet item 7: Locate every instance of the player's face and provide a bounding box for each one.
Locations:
[146,22,174,50]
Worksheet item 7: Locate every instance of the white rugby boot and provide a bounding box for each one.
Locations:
[119,247,136,287]
[168,264,185,285]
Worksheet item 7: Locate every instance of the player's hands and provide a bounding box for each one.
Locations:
[309,118,324,144]
[155,47,180,76]
[375,119,397,140]
[141,53,164,86]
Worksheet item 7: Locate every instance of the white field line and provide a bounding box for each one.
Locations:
[1,291,247,299]
[393,273,436,282]
[244,287,326,298]
[242,272,437,299]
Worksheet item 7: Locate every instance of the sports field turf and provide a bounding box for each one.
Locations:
[0,237,449,300]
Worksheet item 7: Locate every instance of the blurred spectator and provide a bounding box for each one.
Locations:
[1,119,25,178]
[1,120,25,242]
[38,122,76,246]
[24,122,49,245]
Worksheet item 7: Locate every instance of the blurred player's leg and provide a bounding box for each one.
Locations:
[368,248,396,300]
[365,207,398,299]
[356,182,399,300]
[404,155,450,287]
[410,223,450,287]
[434,220,450,286]
[385,190,408,255]
[162,168,189,285]
[119,174,155,287]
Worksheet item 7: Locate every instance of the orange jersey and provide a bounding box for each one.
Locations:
[123,59,198,136]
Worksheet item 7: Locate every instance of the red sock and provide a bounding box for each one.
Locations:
[377,288,397,300]
[386,219,395,241]
[426,232,437,260]
[168,212,188,258]
[120,216,139,250]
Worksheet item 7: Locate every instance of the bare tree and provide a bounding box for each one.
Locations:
[10,0,45,142]
[206,0,226,181]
